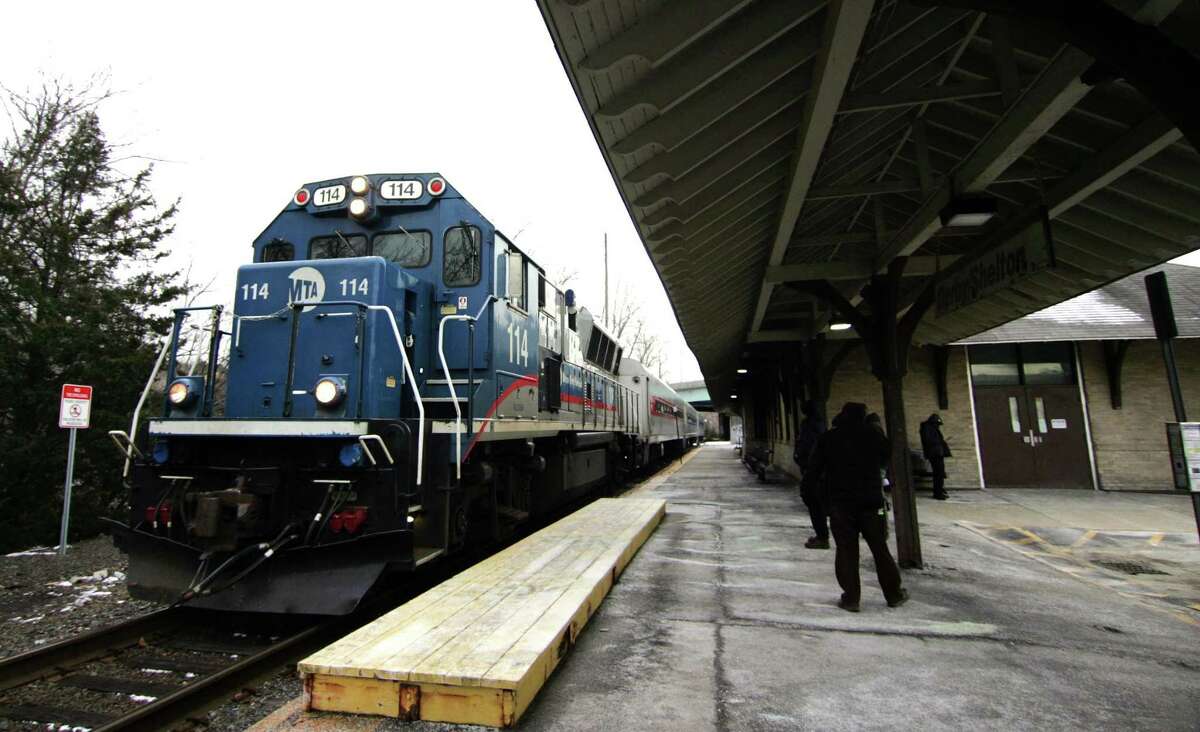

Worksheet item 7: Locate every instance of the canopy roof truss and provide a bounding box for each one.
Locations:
[537,0,1200,403]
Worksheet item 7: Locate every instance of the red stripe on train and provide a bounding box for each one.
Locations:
[462,374,538,461]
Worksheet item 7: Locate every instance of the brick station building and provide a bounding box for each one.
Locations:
[752,263,1200,492]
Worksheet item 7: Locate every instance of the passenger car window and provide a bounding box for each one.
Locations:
[261,240,294,262]
[374,231,431,267]
[444,226,482,287]
[310,234,367,259]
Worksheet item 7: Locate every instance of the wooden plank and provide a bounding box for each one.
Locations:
[305,675,401,717]
[300,497,666,727]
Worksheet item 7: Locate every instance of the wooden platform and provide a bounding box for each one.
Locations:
[298,497,667,727]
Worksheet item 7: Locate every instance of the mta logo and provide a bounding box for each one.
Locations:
[288,266,325,312]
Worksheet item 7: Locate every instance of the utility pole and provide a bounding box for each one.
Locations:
[603,232,609,327]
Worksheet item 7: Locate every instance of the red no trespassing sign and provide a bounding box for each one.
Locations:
[59,384,93,429]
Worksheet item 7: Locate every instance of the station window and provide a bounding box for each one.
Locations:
[969,342,1075,386]
[1020,342,1076,385]
[373,230,431,267]
[444,225,482,287]
[260,239,293,262]
[310,233,367,260]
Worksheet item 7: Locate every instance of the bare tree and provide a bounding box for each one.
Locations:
[608,282,664,374]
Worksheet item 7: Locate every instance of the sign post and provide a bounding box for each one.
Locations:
[58,384,93,557]
[1145,272,1200,540]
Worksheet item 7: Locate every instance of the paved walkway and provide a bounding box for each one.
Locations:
[519,443,1200,730]
[256,443,1199,731]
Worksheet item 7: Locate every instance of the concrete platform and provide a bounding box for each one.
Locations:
[254,443,1200,731]
[297,498,665,727]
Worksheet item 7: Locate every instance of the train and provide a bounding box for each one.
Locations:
[105,173,702,614]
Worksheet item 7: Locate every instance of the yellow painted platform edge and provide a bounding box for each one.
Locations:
[506,500,665,723]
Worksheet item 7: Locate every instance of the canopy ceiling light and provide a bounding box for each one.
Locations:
[736,368,748,374]
[940,196,998,227]
[829,322,852,331]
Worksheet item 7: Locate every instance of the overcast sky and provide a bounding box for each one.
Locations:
[5,2,1197,386]
[0,1,704,382]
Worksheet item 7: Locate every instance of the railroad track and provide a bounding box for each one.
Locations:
[0,606,332,731]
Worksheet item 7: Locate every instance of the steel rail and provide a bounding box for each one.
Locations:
[0,607,333,732]
[0,607,183,692]
[96,621,329,732]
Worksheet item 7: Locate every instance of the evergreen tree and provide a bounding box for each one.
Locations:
[0,79,184,553]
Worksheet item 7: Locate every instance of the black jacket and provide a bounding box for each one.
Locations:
[802,404,890,511]
[919,417,951,459]
[793,417,824,467]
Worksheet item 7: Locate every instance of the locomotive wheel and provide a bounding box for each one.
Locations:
[451,497,471,548]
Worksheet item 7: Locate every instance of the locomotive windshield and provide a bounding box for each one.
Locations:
[310,233,367,259]
[375,230,431,267]
[261,240,293,262]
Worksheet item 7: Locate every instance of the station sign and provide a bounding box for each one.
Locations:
[1166,422,1200,492]
[59,384,93,429]
[935,207,1055,317]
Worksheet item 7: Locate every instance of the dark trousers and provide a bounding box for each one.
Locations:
[800,482,829,540]
[830,505,903,604]
[929,456,947,496]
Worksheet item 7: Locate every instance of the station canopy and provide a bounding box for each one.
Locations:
[536,0,1200,404]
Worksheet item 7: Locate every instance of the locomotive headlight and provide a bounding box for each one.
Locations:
[348,197,370,219]
[349,176,370,195]
[167,379,195,406]
[314,377,347,407]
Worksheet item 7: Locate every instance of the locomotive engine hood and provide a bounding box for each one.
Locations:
[225,256,428,421]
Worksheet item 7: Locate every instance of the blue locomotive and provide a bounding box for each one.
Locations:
[107,174,702,614]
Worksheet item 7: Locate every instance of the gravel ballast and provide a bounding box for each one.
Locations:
[0,535,160,660]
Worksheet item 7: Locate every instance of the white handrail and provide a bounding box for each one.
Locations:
[123,339,171,478]
[437,316,470,480]
[437,296,497,481]
[363,304,425,486]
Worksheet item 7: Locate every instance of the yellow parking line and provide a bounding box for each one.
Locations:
[1012,527,1047,545]
[1148,532,1165,546]
[1070,529,1098,549]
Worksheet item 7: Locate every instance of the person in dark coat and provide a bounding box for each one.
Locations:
[794,400,829,548]
[802,402,907,612]
[919,413,951,500]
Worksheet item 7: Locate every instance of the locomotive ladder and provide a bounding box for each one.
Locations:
[431,296,498,483]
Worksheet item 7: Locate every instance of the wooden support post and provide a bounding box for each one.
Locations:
[989,17,1021,107]
[786,264,939,568]
[803,335,829,427]
[931,345,950,410]
[911,118,933,197]
[863,259,923,569]
[1101,339,1130,409]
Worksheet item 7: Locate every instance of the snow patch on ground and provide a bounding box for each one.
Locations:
[5,546,62,557]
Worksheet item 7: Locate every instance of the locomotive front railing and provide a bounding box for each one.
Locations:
[115,338,171,478]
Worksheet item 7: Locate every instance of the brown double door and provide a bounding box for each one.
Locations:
[973,385,1093,488]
